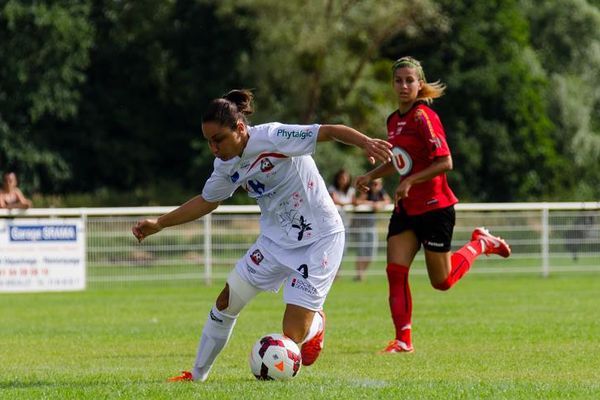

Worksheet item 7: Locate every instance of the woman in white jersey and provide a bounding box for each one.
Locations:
[132,89,392,382]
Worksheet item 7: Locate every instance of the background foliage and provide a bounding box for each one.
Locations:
[1,0,598,205]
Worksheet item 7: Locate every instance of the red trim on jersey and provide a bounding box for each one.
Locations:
[248,152,288,171]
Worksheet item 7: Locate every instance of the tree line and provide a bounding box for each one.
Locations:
[1,0,598,205]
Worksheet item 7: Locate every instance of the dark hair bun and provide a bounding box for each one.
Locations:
[223,89,254,116]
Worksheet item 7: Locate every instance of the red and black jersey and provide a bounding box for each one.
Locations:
[386,103,458,216]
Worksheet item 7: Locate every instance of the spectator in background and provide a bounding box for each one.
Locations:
[564,215,595,261]
[328,168,355,235]
[351,178,390,281]
[0,171,32,209]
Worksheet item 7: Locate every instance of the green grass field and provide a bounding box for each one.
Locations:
[2,273,600,399]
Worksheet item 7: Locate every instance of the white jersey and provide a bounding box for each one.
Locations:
[202,122,344,249]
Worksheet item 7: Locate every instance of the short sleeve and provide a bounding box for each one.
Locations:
[201,162,239,202]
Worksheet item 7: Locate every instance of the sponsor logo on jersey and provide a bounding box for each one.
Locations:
[230,171,240,183]
[391,146,413,176]
[290,277,317,295]
[260,158,274,172]
[395,121,405,136]
[425,198,439,206]
[276,128,313,140]
[250,249,264,265]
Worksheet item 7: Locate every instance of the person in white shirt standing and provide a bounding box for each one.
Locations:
[132,89,392,382]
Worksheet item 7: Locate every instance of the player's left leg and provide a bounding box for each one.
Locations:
[424,208,510,291]
[417,205,464,291]
[426,241,483,290]
[191,269,259,381]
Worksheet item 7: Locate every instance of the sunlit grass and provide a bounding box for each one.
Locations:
[2,273,599,399]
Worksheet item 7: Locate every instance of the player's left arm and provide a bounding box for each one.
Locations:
[403,156,453,185]
[317,124,392,164]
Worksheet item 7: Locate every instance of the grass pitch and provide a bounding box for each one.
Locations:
[1,273,599,399]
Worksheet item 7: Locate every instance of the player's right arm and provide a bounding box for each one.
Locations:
[132,195,219,242]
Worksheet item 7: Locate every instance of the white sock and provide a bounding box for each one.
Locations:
[300,311,323,345]
[191,306,237,382]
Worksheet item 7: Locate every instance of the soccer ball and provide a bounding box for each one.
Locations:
[249,333,302,380]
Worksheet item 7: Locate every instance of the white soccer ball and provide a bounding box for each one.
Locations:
[249,333,302,380]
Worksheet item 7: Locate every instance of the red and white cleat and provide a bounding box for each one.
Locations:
[380,339,414,354]
[471,227,511,258]
[300,310,325,366]
[167,371,193,382]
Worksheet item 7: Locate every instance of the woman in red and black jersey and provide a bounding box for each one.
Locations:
[355,57,512,354]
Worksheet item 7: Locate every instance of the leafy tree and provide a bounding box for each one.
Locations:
[0,0,93,192]
[212,0,447,185]
[522,0,600,199]
[384,0,563,201]
[47,0,252,196]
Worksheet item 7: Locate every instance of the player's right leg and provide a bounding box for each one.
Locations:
[169,268,260,382]
[382,230,419,354]
[280,231,345,366]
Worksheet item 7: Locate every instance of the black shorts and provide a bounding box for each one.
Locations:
[387,204,455,252]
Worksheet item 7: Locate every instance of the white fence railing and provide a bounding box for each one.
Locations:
[1,202,599,285]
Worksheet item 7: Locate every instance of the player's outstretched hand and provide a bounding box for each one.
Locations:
[132,219,163,243]
[364,138,392,165]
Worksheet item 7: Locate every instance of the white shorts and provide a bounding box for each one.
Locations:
[234,232,345,311]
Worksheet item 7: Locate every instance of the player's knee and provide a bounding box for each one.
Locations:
[432,279,451,291]
[215,285,230,311]
[218,269,260,317]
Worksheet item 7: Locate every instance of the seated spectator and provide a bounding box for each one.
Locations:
[0,171,32,209]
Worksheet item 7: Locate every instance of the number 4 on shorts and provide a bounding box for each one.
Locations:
[297,264,308,279]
